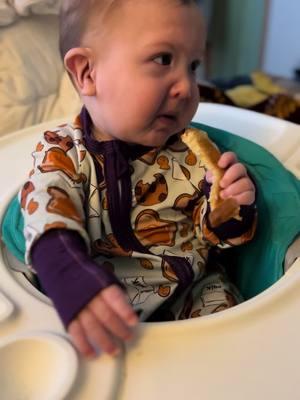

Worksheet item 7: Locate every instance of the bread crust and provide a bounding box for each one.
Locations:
[181,128,240,227]
[181,128,224,210]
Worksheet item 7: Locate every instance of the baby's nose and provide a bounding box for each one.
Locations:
[170,73,193,99]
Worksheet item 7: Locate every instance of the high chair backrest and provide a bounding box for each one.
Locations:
[193,103,300,178]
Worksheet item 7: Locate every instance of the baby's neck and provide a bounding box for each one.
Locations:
[92,126,114,142]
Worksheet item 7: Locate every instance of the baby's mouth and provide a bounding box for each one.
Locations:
[157,113,178,124]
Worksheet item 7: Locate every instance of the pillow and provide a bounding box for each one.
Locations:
[0,14,81,137]
[0,0,60,26]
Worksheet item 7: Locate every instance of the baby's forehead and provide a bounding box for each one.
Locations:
[85,0,201,22]
[86,0,203,29]
[79,0,205,53]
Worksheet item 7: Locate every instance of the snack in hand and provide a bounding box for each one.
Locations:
[181,127,240,227]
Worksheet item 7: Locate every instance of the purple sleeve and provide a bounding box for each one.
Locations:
[31,229,121,328]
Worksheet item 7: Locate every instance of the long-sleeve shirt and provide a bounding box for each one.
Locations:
[20,108,257,326]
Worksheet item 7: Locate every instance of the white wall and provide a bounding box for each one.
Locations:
[262,0,300,79]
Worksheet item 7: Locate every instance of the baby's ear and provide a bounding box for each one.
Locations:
[64,48,96,96]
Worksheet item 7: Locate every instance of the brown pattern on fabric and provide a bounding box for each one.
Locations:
[38,147,86,184]
[44,131,74,152]
[36,142,44,152]
[181,241,193,252]
[173,192,200,217]
[202,221,221,245]
[176,277,239,320]
[197,177,207,193]
[102,194,108,210]
[124,277,173,307]
[27,198,39,215]
[46,187,83,224]
[157,155,170,170]
[191,289,237,317]
[135,209,177,248]
[92,233,132,257]
[79,150,87,162]
[140,259,154,270]
[139,148,159,165]
[91,153,106,191]
[161,258,179,282]
[179,164,191,180]
[87,184,101,219]
[179,222,190,237]
[158,285,171,297]
[185,149,197,166]
[73,115,82,130]
[20,181,35,209]
[195,246,209,262]
[44,221,68,231]
[134,173,168,206]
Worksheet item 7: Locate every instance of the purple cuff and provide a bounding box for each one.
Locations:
[203,178,257,240]
[206,203,257,240]
[31,229,121,328]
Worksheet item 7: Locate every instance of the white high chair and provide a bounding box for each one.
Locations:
[0,103,299,400]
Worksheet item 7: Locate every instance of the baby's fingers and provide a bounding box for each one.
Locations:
[220,163,247,188]
[68,314,118,358]
[221,177,255,205]
[102,285,138,327]
[88,288,137,343]
[68,319,96,358]
[229,190,255,206]
[218,151,237,169]
[79,308,121,356]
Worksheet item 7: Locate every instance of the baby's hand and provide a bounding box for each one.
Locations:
[206,151,255,206]
[68,284,138,358]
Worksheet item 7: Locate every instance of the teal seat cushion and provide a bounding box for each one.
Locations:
[2,194,25,263]
[1,123,300,299]
[191,122,300,299]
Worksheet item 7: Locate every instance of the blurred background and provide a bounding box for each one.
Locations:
[200,0,300,82]
[196,0,300,123]
[1,0,299,137]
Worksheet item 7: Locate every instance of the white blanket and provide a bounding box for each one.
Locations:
[0,0,60,25]
[0,12,81,137]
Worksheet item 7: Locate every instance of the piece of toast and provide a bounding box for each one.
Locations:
[181,128,240,227]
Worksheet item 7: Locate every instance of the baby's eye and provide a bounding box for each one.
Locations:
[190,60,201,74]
[153,53,173,66]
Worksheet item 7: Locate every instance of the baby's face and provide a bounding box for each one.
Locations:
[88,0,205,146]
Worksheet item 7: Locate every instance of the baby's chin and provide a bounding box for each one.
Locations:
[135,130,179,148]
[132,137,169,148]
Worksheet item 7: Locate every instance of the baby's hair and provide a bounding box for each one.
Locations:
[59,0,199,60]
[59,0,111,60]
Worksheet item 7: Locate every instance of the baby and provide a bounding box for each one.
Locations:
[16,0,256,358]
